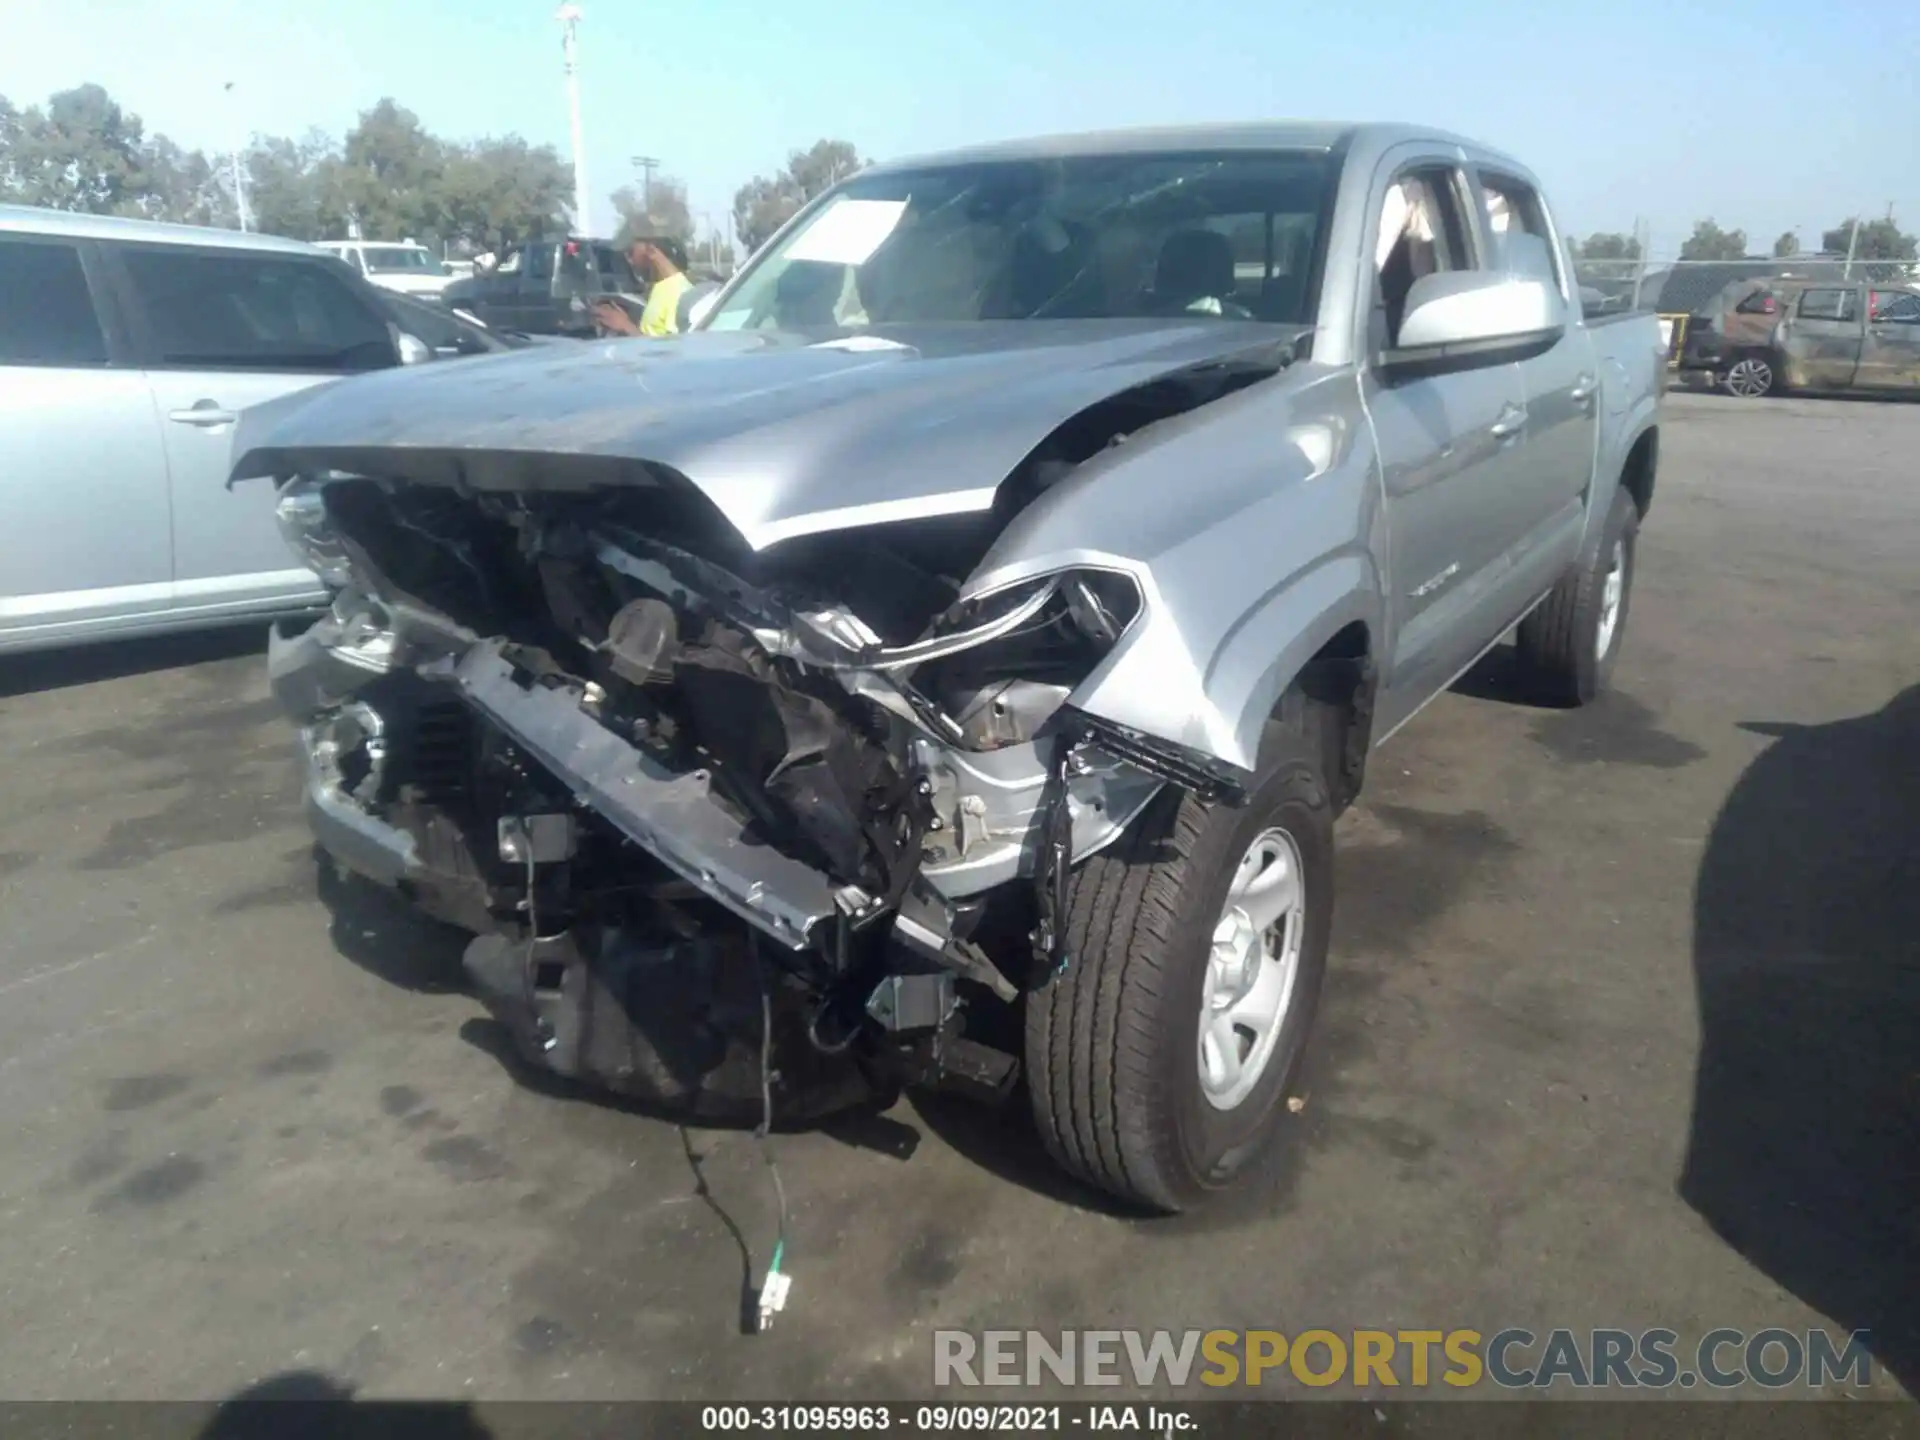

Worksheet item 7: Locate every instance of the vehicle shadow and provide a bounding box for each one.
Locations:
[194,1370,493,1439]
[0,624,268,701]
[1679,684,1920,1393]
[1447,641,1566,710]
[907,1084,1145,1218]
[315,859,470,994]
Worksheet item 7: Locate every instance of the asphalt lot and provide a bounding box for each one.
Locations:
[0,389,1914,1405]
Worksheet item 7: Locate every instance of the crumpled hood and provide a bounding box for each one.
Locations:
[230,320,1299,550]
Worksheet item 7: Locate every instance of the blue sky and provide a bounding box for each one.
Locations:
[3,0,1913,256]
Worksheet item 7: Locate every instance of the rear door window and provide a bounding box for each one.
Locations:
[119,246,397,372]
[0,236,111,366]
[1797,288,1859,322]
[1476,172,1562,289]
[1870,290,1920,323]
[594,245,640,291]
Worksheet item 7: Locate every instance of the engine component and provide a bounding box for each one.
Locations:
[865,972,957,1033]
[462,925,875,1123]
[605,596,680,686]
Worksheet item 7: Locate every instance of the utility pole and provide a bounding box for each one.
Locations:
[630,155,660,217]
[1628,215,1647,311]
[556,5,590,234]
[1843,215,1862,277]
[223,82,250,232]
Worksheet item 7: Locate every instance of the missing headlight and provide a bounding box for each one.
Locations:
[274,476,355,588]
[914,568,1143,750]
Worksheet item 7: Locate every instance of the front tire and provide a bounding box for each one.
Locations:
[1723,353,1777,398]
[1515,485,1640,706]
[1025,713,1334,1213]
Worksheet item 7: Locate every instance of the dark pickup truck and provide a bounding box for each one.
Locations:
[1681,278,1920,396]
[440,237,643,337]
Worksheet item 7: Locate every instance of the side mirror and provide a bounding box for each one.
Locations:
[1386,274,1565,370]
[396,331,433,365]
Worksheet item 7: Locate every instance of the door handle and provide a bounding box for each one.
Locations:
[1490,404,1527,439]
[1570,374,1599,404]
[168,402,239,429]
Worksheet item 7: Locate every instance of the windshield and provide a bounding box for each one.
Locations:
[362,246,446,275]
[704,149,1336,332]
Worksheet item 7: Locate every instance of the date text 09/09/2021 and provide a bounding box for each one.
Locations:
[700,1405,1191,1433]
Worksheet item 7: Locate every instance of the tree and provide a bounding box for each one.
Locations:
[1,82,573,248]
[138,135,224,227]
[437,136,571,251]
[0,83,225,224]
[611,175,693,247]
[1575,232,1641,261]
[1772,231,1800,259]
[1678,219,1747,262]
[1820,216,1916,263]
[246,130,346,240]
[732,138,864,255]
[335,98,445,241]
[4,83,154,213]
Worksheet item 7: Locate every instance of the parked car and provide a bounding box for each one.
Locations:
[315,240,455,299]
[371,286,555,358]
[240,122,1663,1211]
[1674,278,1803,395]
[1767,282,1920,395]
[439,236,642,336]
[0,206,491,655]
[1677,276,1920,396]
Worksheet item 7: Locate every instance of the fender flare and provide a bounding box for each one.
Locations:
[1203,549,1383,775]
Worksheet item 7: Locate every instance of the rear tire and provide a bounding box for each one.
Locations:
[1515,485,1640,707]
[1025,712,1334,1213]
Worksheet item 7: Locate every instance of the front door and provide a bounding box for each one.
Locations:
[1782,286,1863,390]
[1363,159,1536,737]
[108,241,400,616]
[1859,290,1920,390]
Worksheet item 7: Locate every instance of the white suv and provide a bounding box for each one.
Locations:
[315,240,453,298]
[0,207,410,653]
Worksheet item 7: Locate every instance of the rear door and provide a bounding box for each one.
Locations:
[1783,286,1863,389]
[513,243,560,331]
[1859,290,1920,390]
[1471,168,1593,597]
[0,231,175,648]
[106,241,399,614]
[1361,155,1534,734]
[594,243,642,296]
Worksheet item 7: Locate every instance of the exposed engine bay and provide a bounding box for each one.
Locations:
[271,469,1204,1117]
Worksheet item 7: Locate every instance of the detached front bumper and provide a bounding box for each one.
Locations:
[269,613,431,895]
[294,725,421,887]
[269,616,848,949]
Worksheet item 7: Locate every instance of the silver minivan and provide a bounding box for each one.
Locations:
[0,207,412,654]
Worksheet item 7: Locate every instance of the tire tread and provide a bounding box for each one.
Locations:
[1027,722,1327,1211]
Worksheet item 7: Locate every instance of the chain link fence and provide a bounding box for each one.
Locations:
[1569,254,1919,319]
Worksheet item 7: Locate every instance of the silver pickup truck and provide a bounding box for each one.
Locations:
[241,122,1663,1212]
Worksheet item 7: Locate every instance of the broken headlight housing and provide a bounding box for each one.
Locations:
[274,477,355,589]
[910,568,1143,750]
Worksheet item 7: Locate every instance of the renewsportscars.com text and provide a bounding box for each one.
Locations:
[933,1328,1874,1391]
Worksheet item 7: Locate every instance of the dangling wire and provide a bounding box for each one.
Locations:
[752,945,792,1330]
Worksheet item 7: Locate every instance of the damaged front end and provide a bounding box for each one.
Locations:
[268,472,1178,1118]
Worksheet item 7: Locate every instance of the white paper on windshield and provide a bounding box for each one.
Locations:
[785,199,907,266]
[810,334,910,353]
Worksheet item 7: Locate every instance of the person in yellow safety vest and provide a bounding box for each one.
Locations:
[594,235,692,338]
